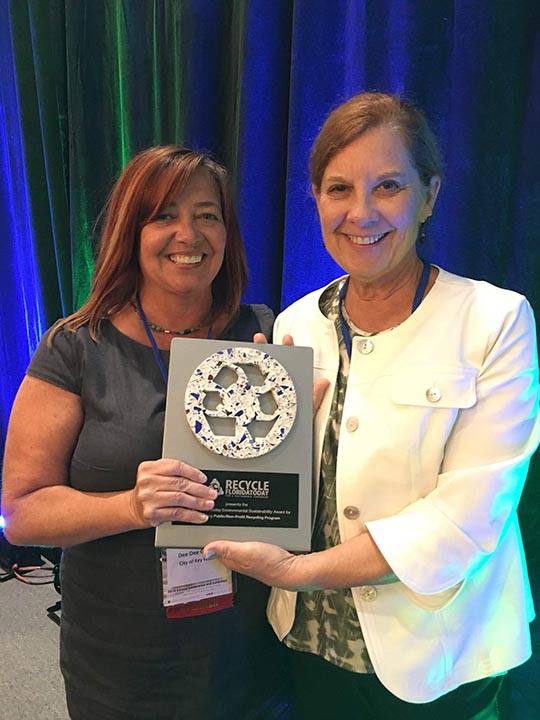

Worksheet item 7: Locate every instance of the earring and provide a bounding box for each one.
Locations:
[418,220,428,244]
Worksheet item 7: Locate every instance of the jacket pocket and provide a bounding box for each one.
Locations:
[391,367,477,409]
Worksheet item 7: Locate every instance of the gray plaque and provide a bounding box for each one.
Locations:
[155,338,313,551]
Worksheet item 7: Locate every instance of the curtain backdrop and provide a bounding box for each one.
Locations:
[1,0,539,584]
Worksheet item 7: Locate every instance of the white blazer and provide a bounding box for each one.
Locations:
[267,267,540,703]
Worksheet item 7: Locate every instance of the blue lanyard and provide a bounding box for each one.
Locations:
[135,294,170,384]
[337,261,431,359]
[135,293,212,385]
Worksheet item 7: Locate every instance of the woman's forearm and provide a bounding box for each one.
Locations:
[3,485,143,547]
[288,531,395,591]
[204,529,395,591]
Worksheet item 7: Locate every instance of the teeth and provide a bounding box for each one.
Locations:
[169,254,203,264]
[346,233,387,245]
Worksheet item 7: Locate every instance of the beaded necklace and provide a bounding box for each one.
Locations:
[132,294,208,336]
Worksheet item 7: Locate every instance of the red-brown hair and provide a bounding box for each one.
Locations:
[51,146,248,340]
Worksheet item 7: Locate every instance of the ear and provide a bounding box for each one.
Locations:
[312,183,323,215]
[423,176,441,221]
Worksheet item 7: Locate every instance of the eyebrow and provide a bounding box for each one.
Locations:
[324,171,408,183]
[376,172,408,181]
[194,200,221,209]
[162,199,222,210]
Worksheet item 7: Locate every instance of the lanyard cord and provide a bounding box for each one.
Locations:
[338,260,431,359]
[135,293,169,384]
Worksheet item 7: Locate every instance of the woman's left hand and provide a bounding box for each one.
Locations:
[203,540,303,590]
[253,332,330,414]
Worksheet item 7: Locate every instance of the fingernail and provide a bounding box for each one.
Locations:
[204,550,216,560]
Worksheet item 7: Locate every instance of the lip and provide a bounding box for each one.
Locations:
[343,231,391,246]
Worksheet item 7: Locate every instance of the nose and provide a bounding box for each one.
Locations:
[171,214,198,243]
[346,191,379,225]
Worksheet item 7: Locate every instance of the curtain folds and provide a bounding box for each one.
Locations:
[1,1,539,551]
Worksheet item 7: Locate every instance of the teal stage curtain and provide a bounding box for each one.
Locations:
[1,0,539,641]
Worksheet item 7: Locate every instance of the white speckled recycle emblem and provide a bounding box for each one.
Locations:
[185,347,297,458]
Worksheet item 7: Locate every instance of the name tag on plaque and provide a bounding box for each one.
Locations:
[155,339,313,551]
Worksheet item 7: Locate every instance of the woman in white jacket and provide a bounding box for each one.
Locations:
[204,93,540,719]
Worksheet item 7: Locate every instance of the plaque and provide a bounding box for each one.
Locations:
[155,339,313,551]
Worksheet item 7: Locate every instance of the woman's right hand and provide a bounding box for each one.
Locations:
[129,458,217,528]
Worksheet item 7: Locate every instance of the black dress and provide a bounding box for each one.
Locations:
[28,307,291,720]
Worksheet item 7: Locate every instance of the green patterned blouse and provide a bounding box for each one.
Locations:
[284,278,375,674]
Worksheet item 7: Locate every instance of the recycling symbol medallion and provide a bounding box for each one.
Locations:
[185,347,297,458]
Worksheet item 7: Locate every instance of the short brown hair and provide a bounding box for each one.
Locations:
[52,146,247,340]
[310,92,443,192]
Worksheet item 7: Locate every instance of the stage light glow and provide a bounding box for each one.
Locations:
[0,4,46,441]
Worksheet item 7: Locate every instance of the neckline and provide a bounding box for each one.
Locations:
[341,302,397,337]
[106,318,171,352]
[315,266,444,358]
[352,265,442,335]
[338,260,432,358]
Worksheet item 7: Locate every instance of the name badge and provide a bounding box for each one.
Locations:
[161,547,233,607]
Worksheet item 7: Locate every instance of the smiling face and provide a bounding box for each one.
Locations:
[314,125,440,288]
[138,168,226,304]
